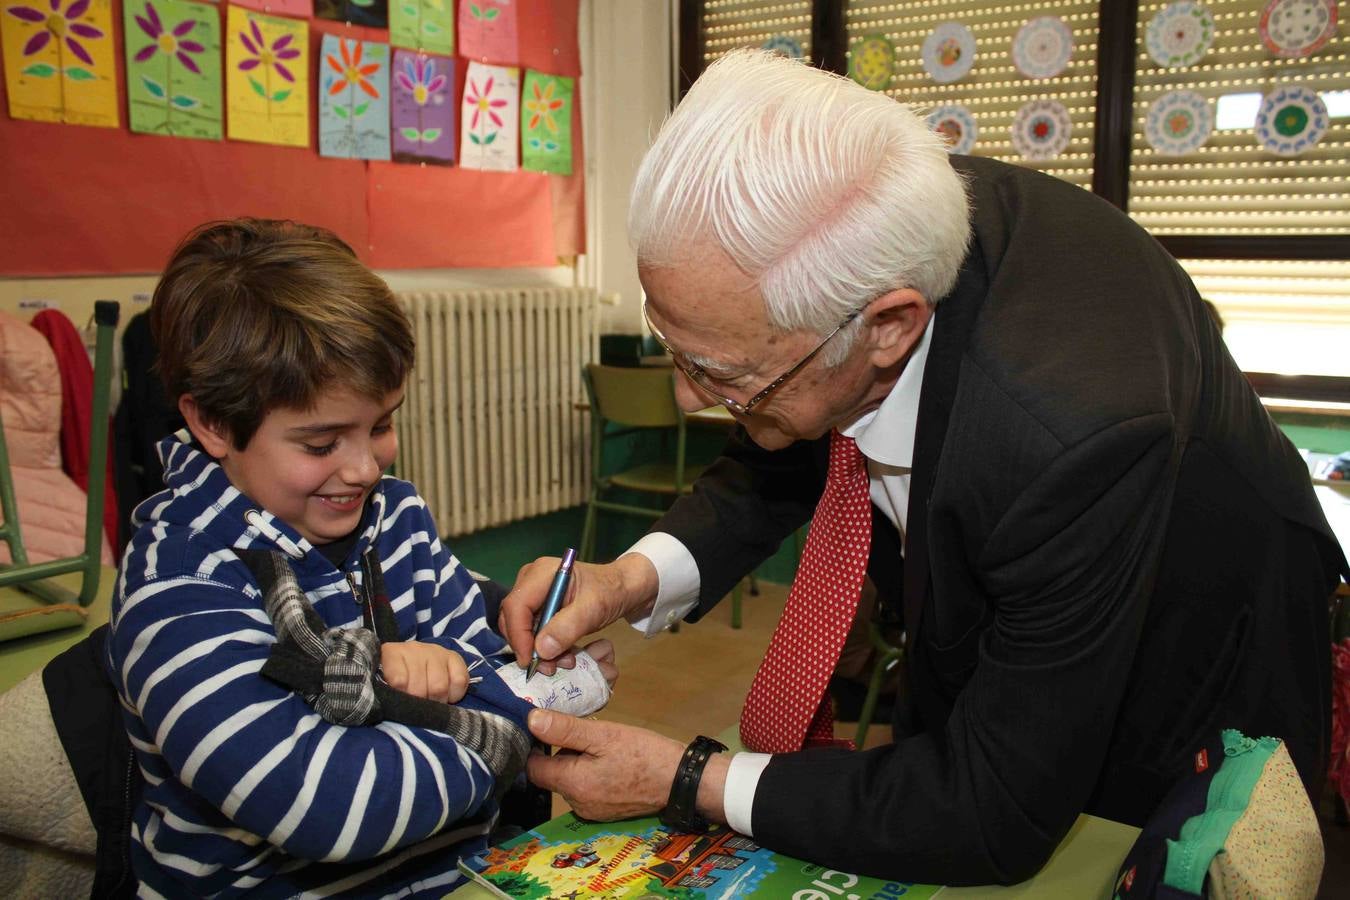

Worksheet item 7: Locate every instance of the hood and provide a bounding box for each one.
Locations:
[132,429,386,575]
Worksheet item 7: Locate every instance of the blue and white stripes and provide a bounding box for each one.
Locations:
[106,431,523,898]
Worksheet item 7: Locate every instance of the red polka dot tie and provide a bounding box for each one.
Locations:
[740,430,871,753]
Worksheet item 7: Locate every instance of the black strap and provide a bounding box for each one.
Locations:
[659,735,727,833]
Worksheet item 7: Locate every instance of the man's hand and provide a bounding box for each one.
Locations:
[582,638,619,689]
[380,641,470,703]
[525,710,729,824]
[500,554,659,675]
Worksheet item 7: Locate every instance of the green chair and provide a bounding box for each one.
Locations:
[0,301,120,641]
[854,622,903,748]
[578,363,742,628]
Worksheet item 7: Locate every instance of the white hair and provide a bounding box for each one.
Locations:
[629,50,972,365]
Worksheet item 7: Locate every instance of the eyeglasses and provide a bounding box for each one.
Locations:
[642,297,861,416]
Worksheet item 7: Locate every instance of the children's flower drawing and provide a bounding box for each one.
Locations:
[7,0,103,64]
[132,1,203,73]
[238,17,298,83]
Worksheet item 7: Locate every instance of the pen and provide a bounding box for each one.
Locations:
[526,548,576,681]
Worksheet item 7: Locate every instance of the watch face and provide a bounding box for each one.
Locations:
[1146,1,1216,68]
[849,34,895,91]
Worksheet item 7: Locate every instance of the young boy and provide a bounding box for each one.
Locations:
[106,219,601,898]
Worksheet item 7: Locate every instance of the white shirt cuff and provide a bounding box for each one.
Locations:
[723,752,772,837]
[623,532,700,636]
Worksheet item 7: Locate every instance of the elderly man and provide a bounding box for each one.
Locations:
[502,51,1342,884]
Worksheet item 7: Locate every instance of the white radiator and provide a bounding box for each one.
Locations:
[395,288,600,537]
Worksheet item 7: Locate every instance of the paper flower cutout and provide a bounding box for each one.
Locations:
[6,0,104,63]
[524,78,564,133]
[238,16,299,83]
[465,74,507,129]
[395,53,445,106]
[132,2,205,74]
[326,37,379,98]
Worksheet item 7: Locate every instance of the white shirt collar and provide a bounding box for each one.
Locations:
[839,319,933,469]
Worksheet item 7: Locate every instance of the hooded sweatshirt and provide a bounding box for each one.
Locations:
[105,429,533,898]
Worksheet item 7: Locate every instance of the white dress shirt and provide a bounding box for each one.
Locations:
[622,321,933,836]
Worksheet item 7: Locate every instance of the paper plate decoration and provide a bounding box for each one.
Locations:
[922,22,976,84]
[849,34,894,91]
[1011,17,1073,79]
[1145,90,1213,154]
[1011,99,1071,159]
[761,34,804,59]
[1145,2,1216,67]
[1259,0,1338,58]
[928,104,978,154]
[1255,84,1328,155]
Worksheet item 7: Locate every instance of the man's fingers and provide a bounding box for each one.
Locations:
[528,708,603,754]
[406,659,428,700]
[501,558,560,667]
[525,746,573,794]
[582,638,614,667]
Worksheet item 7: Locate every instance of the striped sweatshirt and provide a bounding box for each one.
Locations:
[105,430,532,898]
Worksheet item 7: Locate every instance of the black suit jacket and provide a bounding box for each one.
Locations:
[654,157,1344,885]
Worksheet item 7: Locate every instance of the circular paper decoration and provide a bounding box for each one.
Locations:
[1011,17,1074,79]
[922,22,977,84]
[1259,0,1338,58]
[1145,91,1214,154]
[1145,2,1216,67]
[762,34,805,59]
[849,35,895,91]
[1011,99,1072,159]
[928,105,978,154]
[1255,85,1329,155]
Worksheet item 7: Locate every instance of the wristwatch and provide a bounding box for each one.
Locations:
[659,735,728,833]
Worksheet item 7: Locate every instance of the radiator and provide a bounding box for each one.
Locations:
[395,288,600,537]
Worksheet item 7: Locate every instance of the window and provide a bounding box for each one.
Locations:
[702,0,813,67]
[845,0,1103,189]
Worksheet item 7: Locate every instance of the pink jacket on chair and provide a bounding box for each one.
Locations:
[0,311,112,566]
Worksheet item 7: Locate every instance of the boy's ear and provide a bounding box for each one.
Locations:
[178,395,233,459]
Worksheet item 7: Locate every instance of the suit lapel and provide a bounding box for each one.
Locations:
[902,243,987,651]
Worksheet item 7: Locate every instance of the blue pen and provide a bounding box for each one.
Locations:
[526,548,576,681]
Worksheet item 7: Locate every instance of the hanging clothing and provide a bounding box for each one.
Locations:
[29,308,118,550]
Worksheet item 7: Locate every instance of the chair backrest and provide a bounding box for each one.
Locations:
[584,364,683,428]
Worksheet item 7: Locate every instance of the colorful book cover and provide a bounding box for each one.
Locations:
[457,813,940,899]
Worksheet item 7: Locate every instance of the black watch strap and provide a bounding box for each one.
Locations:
[659,735,728,833]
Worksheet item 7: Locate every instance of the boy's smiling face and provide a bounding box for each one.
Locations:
[184,385,404,547]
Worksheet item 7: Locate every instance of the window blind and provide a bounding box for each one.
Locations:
[845,0,1102,189]
[1130,0,1350,236]
[702,0,813,66]
[1181,258,1350,376]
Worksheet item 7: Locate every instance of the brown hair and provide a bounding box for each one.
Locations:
[151,218,414,449]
